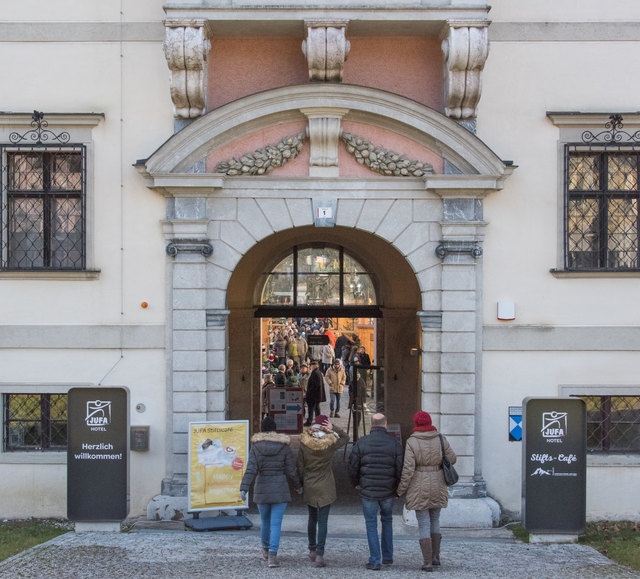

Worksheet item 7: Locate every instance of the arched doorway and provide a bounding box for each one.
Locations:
[227,225,421,437]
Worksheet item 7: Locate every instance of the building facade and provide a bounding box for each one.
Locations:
[0,0,639,521]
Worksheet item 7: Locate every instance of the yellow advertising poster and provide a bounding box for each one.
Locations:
[188,420,249,512]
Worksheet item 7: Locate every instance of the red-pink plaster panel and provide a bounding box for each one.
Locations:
[207,36,443,112]
[206,121,309,176]
[344,37,443,109]
[207,120,442,178]
[339,121,443,177]
[207,37,308,110]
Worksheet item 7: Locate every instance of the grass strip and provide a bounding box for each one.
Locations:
[0,519,70,563]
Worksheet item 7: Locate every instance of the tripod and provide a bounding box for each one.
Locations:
[343,370,368,459]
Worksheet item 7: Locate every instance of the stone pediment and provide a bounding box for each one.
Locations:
[138,84,512,197]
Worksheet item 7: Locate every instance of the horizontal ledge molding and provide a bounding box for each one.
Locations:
[0,325,165,349]
[0,270,101,281]
[484,325,640,352]
[0,22,164,42]
[491,22,640,43]
[550,269,640,278]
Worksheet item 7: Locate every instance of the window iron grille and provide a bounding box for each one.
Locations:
[3,393,68,451]
[564,145,640,271]
[1,145,86,270]
[572,395,640,454]
[9,111,71,146]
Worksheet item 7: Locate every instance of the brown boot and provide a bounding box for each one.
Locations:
[261,547,269,561]
[315,554,326,568]
[268,551,279,568]
[431,533,441,566]
[308,549,316,562]
[419,538,433,572]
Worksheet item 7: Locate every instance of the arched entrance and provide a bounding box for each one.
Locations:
[227,226,421,436]
[138,83,513,502]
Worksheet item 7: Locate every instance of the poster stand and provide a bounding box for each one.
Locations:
[185,509,252,532]
[186,420,253,532]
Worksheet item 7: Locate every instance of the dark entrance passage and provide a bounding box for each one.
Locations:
[227,227,422,443]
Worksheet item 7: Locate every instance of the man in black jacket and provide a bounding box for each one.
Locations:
[348,413,403,570]
[304,360,326,426]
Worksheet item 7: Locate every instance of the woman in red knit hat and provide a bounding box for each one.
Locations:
[397,411,456,572]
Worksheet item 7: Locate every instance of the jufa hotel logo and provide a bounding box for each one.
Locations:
[541,411,567,442]
[86,400,111,431]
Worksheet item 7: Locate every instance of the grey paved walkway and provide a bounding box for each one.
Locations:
[0,517,637,578]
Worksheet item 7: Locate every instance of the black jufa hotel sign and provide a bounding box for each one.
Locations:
[522,397,586,534]
[67,387,129,521]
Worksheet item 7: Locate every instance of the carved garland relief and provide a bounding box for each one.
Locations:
[215,129,434,177]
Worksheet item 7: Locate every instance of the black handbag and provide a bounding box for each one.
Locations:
[439,434,459,486]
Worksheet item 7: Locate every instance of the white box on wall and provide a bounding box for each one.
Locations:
[497,301,515,321]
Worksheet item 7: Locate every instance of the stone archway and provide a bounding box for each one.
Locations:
[226,225,421,436]
[139,83,512,512]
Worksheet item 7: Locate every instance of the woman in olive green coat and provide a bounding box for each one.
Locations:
[297,414,349,568]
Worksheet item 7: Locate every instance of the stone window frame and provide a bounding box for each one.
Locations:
[0,113,103,280]
[560,384,640,467]
[548,112,640,278]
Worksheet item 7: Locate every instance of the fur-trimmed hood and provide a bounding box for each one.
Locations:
[251,431,291,445]
[300,427,339,452]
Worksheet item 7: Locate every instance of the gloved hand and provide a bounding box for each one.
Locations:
[240,490,247,502]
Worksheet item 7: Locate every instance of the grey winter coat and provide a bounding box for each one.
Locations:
[396,431,457,510]
[297,425,349,508]
[240,431,301,504]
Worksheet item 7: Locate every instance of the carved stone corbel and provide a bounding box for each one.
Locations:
[302,21,350,82]
[164,21,210,119]
[441,21,490,121]
[301,108,349,177]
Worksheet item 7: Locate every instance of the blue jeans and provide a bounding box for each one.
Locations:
[257,502,287,553]
[330,391,341,413]
[307,504,331,555]
[361,497,394,564]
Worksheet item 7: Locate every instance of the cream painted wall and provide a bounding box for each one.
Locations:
[479,39,640,326]
[0,41,171,325]
[482,351,640,517]
[1,1,639,521]
[0,349,167,518]
[0,5,171,518]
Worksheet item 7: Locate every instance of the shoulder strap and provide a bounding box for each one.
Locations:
[439,434,445,461]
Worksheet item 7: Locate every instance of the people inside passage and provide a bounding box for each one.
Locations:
[297,414,349,568]
[396,411,457,572]
[240,415,302,568]
[348,413,404,571]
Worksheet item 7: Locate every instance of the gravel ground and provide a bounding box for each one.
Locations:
[0,524,637,579]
